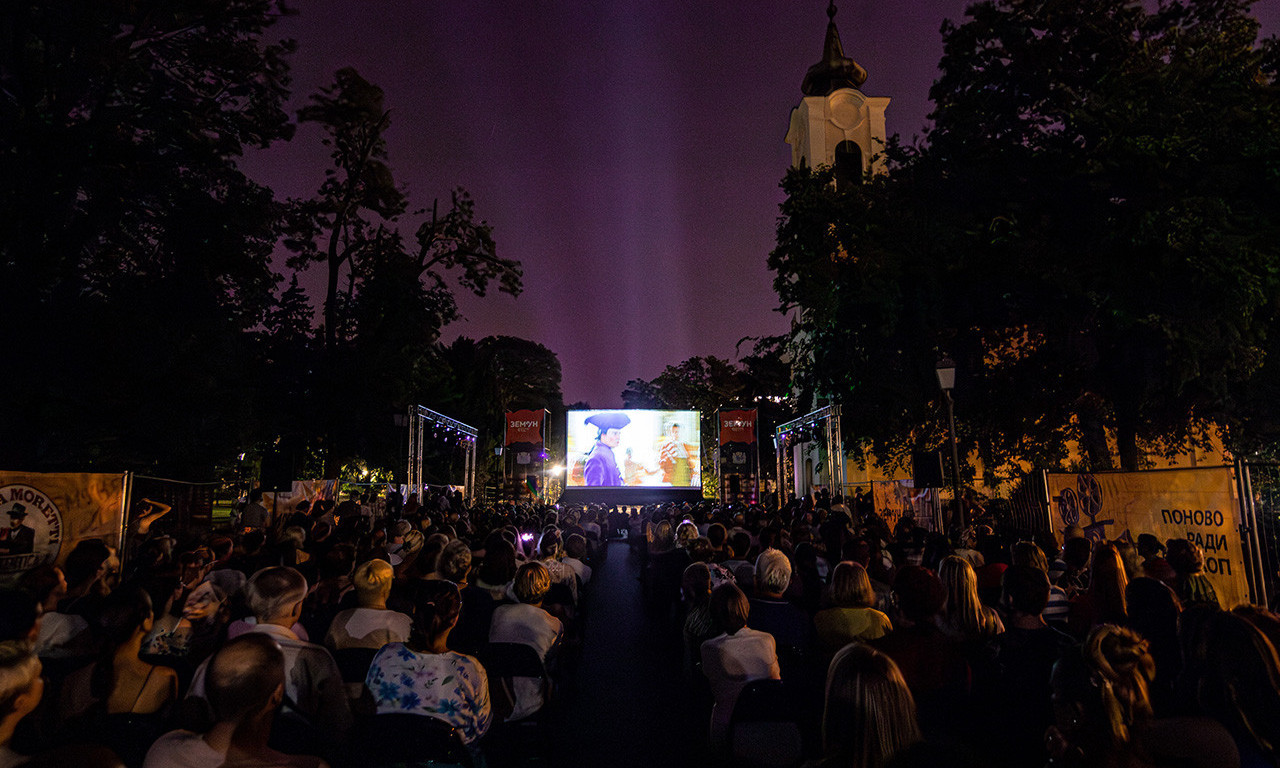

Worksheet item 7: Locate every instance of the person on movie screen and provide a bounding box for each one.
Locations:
[658,422,697,486]
[582,412,630,487]
[0,505,35,556]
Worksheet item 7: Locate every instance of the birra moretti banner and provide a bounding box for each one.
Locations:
[1045,468,1248,608]
[0,471,127,579]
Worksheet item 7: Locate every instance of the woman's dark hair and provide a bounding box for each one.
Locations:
[478,539,517,586]
[90,586,154,699]
[710,582,750,635]
[408,579,462,650]
[64,539,111,587]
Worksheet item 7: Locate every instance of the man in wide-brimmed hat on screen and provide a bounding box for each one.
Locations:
[583,412,630,487]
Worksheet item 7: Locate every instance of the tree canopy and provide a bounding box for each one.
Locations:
[770,0,1280,475]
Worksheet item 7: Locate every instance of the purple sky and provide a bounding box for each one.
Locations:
[242,1,1280,408]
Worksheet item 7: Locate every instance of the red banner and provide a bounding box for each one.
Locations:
[719,410,757,445]
[505,410,545,446]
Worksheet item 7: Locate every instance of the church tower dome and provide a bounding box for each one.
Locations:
[786,1,890,178]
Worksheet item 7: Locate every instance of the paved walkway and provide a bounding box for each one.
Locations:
[546,540,712,768]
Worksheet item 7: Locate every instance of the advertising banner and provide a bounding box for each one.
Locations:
[719,410,758,502]
[505,410,546,447]
[0,471,127,579]
[719,410,757,445]
[871,479,940,533]
[1045,468,1248,608]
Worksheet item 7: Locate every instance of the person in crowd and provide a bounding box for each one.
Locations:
[59,539,114,625]
[64,587,178,767]
[437,539,473,585]
[324,559,411,651]
[144,633,326,768]
[681,563,718,675]
[474,538,517,601]
[488,562,562,720]
[700,582,780,749]
[936,555,1003,645]
[561,534,592,586]
[814,562,893,655]
[814,642,921,768]
[186,567,351,754]
[982,565,1076,767]
[0,641,43,768]
[1011,541,1070,628]
[365,579,491,747]
[240,488,270,531]
[1188,610,1280,766]
[873,565,969,744]
[1124,576,1182,713]
[1167,539,1222,609]
[747,548,812,653]
[148,577,229,666]
[1068,542,1129,638]
[1136,533,1176,585]
[1048,624,1238,768]
[1059,536,1093,598]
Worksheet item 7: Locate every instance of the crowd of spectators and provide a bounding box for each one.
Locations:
[0,488,602,767]
[0,486,1278,768]
[633,491,1280,768]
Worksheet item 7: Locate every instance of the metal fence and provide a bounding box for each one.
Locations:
[1236,461,1280,609]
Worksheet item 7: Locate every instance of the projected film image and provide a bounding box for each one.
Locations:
[566,410,701,488]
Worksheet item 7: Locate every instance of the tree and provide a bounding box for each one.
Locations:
[0,0,295,476]
[286,68,524,475]
[771,0,1280,475]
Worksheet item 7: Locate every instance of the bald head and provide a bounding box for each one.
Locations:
[206,634,285,724]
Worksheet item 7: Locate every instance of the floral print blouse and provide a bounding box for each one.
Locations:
[365,643,492,744]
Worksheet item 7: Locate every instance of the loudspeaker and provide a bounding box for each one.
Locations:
[912,450,945,488]
[260,451,294,493]
[728,474,741,495]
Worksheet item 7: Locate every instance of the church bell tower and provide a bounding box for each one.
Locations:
[785,1,890,178]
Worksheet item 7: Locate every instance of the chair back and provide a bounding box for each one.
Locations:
[728,679,804,768]
[356,712,473,768]
[333,646,380,684]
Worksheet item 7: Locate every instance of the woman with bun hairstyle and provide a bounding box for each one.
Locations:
[365,579,491,746]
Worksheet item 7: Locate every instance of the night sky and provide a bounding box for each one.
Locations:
[241,1,1280,408]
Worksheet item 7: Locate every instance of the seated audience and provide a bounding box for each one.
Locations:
[0,641,43,768]
[324,559,411,651]
[814,562,893,655]
[701,582,780,749]
[747,549,813,652]
[365,579,491,746]
[814,642,921,768]
[144,633,326,768]
[65,587,179,767]
[937,555,1003,645]
[489,562,563,720]
[186,567,351,754]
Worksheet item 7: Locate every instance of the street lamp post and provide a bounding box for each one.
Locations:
[936,358,966,536]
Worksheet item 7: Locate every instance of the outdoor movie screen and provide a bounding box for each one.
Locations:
[565,409,701,488]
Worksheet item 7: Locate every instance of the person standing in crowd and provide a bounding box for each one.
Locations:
[240,488,270,531]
